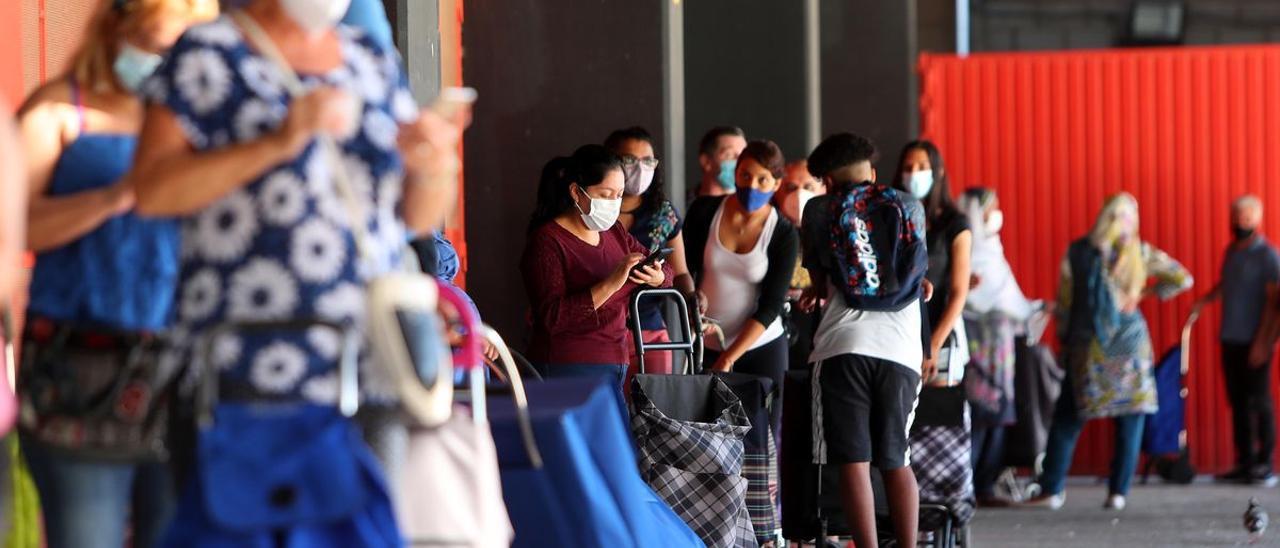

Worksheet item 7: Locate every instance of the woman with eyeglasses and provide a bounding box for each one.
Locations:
[16,1,216,546]
[604,127,695,377]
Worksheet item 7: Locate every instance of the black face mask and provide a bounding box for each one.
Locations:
[1233,225,1256,241]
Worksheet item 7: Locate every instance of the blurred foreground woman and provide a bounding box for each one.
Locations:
[15,1,216,547]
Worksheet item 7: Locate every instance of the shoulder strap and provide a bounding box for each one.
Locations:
[229,10,375,264]
[68,77,87,134]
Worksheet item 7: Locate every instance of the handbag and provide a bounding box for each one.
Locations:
[397,323,524,548]
[16,317,177,461]
[229,10,456,428]
[161,319,400,547]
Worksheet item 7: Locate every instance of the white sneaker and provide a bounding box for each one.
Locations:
[1103,494,1126,511]
[1024,492,1065,510]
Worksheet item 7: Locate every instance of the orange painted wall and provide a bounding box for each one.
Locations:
[919,45,1280,475]
[0,1,22,107]
[440,0,467,287]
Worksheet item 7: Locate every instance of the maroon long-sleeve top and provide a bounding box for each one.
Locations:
[521,221,672,366]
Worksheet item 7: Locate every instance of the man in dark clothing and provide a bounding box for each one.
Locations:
[1195,194,1280,486]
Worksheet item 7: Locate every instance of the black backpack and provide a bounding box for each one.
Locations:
[828,183,928,311]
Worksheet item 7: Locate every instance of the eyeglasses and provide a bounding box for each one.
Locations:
[620,155,660,170]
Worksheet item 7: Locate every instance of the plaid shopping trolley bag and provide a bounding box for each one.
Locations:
[631,373,756,548]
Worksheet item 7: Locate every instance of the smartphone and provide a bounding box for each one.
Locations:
[633,248,673,272]
[430,86,477,118]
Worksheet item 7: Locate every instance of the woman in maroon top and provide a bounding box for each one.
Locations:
[522,144,669,391]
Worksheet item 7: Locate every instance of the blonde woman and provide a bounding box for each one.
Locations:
[1027,193,1192,512]
[16,1,216,547]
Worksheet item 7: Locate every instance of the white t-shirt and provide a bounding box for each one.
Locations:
[809,286,923,374]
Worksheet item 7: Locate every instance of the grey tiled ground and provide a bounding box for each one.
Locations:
[970,480,1280,547]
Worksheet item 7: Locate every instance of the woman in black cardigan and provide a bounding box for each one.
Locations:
[685,140,798,425]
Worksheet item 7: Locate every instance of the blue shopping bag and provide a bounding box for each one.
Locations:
[489,376,703,548]
[161,403,400,547]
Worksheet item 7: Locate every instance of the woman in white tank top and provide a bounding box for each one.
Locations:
[682,140,799,454]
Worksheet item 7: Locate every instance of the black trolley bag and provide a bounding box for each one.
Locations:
[780,366,850,543]
[629,289,762,548]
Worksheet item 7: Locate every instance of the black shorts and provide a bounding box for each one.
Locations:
[812,354,921,469]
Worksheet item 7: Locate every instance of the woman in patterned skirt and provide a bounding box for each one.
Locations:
[1025,192,1193,511]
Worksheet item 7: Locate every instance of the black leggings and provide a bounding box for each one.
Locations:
[706,335,789,440]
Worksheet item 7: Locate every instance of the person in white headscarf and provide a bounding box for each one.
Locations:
[960,187,1030,505]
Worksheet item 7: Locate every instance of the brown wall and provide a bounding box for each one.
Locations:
[460,0,666,348]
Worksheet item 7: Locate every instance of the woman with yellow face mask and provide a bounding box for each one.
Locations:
[1025,192,1193,512]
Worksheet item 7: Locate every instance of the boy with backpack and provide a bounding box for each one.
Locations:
[799,133,934,548]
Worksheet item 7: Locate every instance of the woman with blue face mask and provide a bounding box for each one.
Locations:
[893,140,973,382]
[684,139,797,424]
[15,2,216,546]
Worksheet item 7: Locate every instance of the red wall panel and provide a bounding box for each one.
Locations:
[0,0,21,105]
[920,45,1280,475]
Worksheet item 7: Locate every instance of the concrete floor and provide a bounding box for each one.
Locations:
[970,480,1280,547]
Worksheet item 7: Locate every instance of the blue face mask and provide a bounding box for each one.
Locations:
[113,43,163,93]
[735,186,775,213]
[717,159,737,190]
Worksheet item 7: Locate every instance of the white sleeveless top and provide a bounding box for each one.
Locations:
[702,201,786,352]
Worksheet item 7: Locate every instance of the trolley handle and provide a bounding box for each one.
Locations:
[479,325,543,469]
[630,288,702,375]
[1180,309,1200,375]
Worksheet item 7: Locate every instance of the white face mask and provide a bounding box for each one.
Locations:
[574,186,622,232]
[984,209,1004,234]
[280,0,352,33]
[623,164,656,196]
[906,170,934,199]
[783,188,817,225]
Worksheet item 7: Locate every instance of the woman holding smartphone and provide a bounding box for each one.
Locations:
[522,145,670,394]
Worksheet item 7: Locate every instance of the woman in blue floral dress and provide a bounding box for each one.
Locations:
[131,0,464,475]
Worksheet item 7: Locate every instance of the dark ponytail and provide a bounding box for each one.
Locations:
[527,144,623,233]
